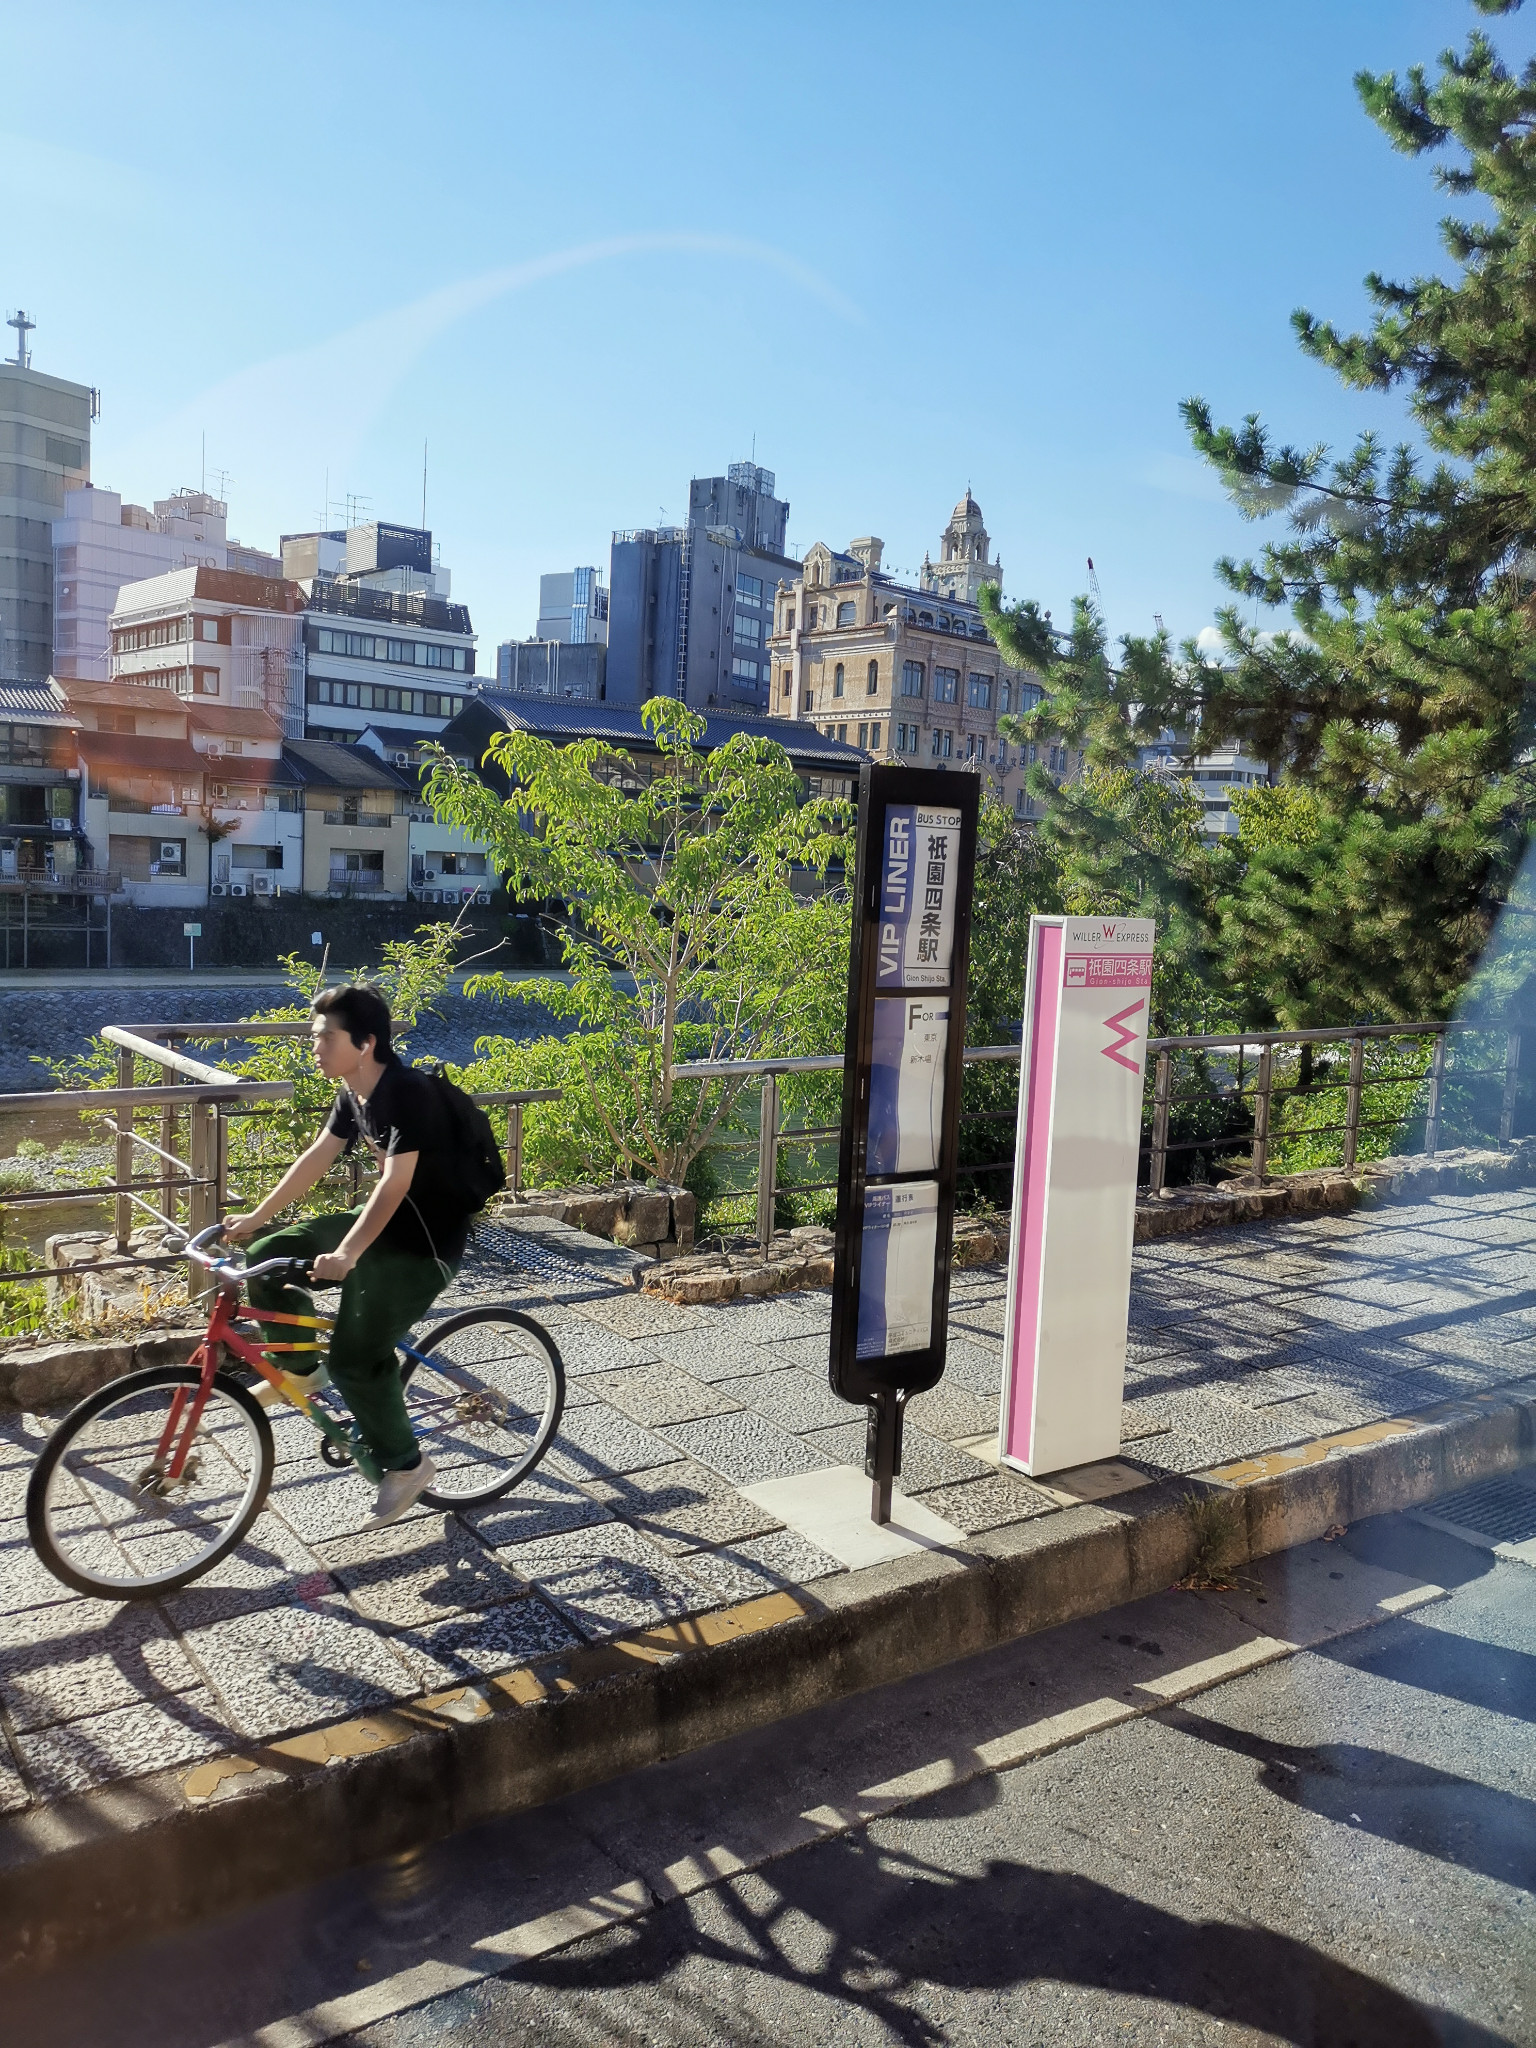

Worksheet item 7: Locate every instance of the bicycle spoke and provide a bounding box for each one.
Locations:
[404,1312,563,1505]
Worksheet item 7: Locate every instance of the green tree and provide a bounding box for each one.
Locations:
[423,696,853,1190]
[990,2,1536,1029]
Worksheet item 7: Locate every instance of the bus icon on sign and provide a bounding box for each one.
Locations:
[1064,956,1088,987]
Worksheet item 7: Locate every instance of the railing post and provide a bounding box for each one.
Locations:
[160,1068,176,1230]
[1342,1035,1366,1170]
[756,1071,780,1255]
[214,1105,228,1218]
[1149,1049,1171,1192]
[114,1047,134,1251]
[1424,1032,1447,1157]
[508,1102,524,1195]
[1500,1030,1521,1147]
[186,1102,211,1304]
[1251,1045,1273,1182]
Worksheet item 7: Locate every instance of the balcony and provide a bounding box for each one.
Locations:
[322,810,394,828]
[326,871,386,895]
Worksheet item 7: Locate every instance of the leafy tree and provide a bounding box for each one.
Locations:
[424,696,853,1190]
[990,1,1536,1029]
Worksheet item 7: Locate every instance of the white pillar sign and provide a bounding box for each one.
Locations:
[998,916,1155,1476]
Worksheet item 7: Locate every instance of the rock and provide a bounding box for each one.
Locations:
[670,1189,697,1234]
[565,1193,623,1237]
[0,1339,133,1409]
[614,1192,672,1245]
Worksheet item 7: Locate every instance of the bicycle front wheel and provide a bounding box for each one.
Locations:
[400,1307,565,1508]
[26,1365,275,1600]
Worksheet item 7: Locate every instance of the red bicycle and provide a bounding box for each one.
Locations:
[26,1223,566,1600]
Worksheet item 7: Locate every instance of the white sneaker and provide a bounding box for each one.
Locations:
[254,1368,330,1410]
[365,1454,436,1529]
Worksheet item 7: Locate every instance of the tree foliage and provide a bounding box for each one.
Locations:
[990,3,1536,1028]
[424,697,854,1188]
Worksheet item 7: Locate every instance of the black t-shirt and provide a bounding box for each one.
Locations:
[323,1056,471,1265]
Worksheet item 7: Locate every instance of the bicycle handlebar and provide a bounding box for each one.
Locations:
[182,1223,317,1289]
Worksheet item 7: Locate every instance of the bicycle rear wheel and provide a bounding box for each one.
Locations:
[26,1365,274,1600]
[399,1307,565,1509]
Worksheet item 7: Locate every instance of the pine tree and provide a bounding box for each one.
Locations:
[991,1,1536,1027]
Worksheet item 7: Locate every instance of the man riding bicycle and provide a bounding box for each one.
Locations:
[223,983,473,1529]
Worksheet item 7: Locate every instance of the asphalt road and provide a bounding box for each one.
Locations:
[9,1508,1533,2048]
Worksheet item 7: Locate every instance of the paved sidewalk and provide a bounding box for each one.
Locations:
[0,1185,1531,1817]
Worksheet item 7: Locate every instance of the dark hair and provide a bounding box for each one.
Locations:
[311,983,393,1056]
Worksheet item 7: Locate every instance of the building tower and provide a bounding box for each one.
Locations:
[920,490,1003,606]
[0,313,95,679]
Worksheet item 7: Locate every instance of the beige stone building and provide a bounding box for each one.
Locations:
[765,493,1080,820]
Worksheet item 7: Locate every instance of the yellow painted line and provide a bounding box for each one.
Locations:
[1208,1416,1421,1487]
[1375,1583,1447,1617]
[1132,1636,1292,1702]
[473,1879,654,1960]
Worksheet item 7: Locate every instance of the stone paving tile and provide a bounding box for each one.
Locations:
[14,1687,233,1800]
[659,1409,832,1487]
[715,1366,850,1434]
[719,1294,832,1344]
[499,1521,719,1641]
[459,1470,614,1548]
[137,1518,328,1628]
[577,1296,705,1339]
[0,1597,198,1732]
[583,1364,741,1428]
[586,1459,782,1553]
[905,1379,1000,1443]
[918,1469,1059,1534]
[755,1331,834,1374]
[387,1593,581,1688]
[800,1419,985,1495]
[712,1526,847,1587]
[544,1402,677,1483]
[942,1338,1004,1396]
[0,1509,117,1620]
[181,1594,417,1741]
[262,1466,433,1547]
[649,1327,775,1383]
[547,1324,661,1376]
[0,1745,28,1813]
[317,1513,526,1629]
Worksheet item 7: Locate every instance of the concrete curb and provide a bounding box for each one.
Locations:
[3,1373,1532,1976]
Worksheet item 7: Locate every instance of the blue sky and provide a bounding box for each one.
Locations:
[8,1,1530,659]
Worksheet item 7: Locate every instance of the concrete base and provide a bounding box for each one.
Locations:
[740,1465,968,1569]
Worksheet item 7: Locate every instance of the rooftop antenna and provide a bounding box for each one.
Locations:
[209,468,233,504]
[1154,612,1165,633]
[421,438,428,530]
[201,431,206,494]
[7,310,35,368]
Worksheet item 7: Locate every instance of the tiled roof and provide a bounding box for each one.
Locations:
[188,706,283,741]
[471,695,868,769]
[76,730,206,774]
[2,679,78,726]
[282,739,417,792]
[356,724,435,751]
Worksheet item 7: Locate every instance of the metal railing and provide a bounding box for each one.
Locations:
[672,1017,1527,1253]
[0,1019,561,1305]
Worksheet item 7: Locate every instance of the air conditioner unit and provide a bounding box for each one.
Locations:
[474,890,491,905]
[426,889,442,904]
[229,882,248,897]
[209,783,228,800]
[252,873,273,896]
[159,841,181,863]
[210,883,228,897]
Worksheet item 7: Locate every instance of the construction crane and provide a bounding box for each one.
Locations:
[1086,557,1104,609]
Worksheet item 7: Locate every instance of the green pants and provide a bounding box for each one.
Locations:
[245,1211,456,1472]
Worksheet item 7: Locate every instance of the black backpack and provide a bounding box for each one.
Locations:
[429,1066,507,1212]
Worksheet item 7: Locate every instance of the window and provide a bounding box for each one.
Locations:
[112,616,190,654]
[731,657,760,681]
[967,673,993,709]
[833,663,845,698]
[733,614,761,647]
[858,723,868,748]
[781,676,791,699]
[836,600,856,628]
[737,573,762,602]
[869,722,882,749]
[0,724,45,767]
[895,722,920,756]
[837,723,847,742]
[1014,788,1030,819]
[232,843,284,870]
[97,712,135,735]
[802,688,814,712]
[1000,680,1012,714]
[866,660,879,696]
[900,661,924,699]
[931,729,953,759]
[785,607,795,630]
[934,667,959,704]
[201,619,219,642]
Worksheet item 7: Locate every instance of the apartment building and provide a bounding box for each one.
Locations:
[283,739,415,899]
[283,520,476,745]
[766,494,1070,821]
[0,679,83,881]
[108,564,306,736]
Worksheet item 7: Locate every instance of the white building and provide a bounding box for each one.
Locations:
[1140,732,1269,837]
[282,520,478,745]
[52,486,280,685]
[108,565,305,736]
[536,566,608,645]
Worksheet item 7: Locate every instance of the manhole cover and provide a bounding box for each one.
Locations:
[1414,1474,1536,1550]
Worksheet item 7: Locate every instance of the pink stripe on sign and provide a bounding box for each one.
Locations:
[1004,922,1063,1465]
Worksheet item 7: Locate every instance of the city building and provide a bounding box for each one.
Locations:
[107,565,306,736]
[494,637,606,701]
[607,461,800,715]
[536,566,608,644]
[765,494,1069,820]
[283,738,415,899]
[51,486,279,685]
[0,678,83,881]
[282,520,477,745]
[0,312,94,682]
[1140,731,1270,837]
[74,682,213,906]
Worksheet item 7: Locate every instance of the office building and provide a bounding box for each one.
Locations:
[105,564,306,735]
[51,485,280,684]
[282,519,476,744]
[0,312,94,682]
[767,492,1063,820]
[607,461,800,715]
[536,566,607,645]
[494,638,606,701]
